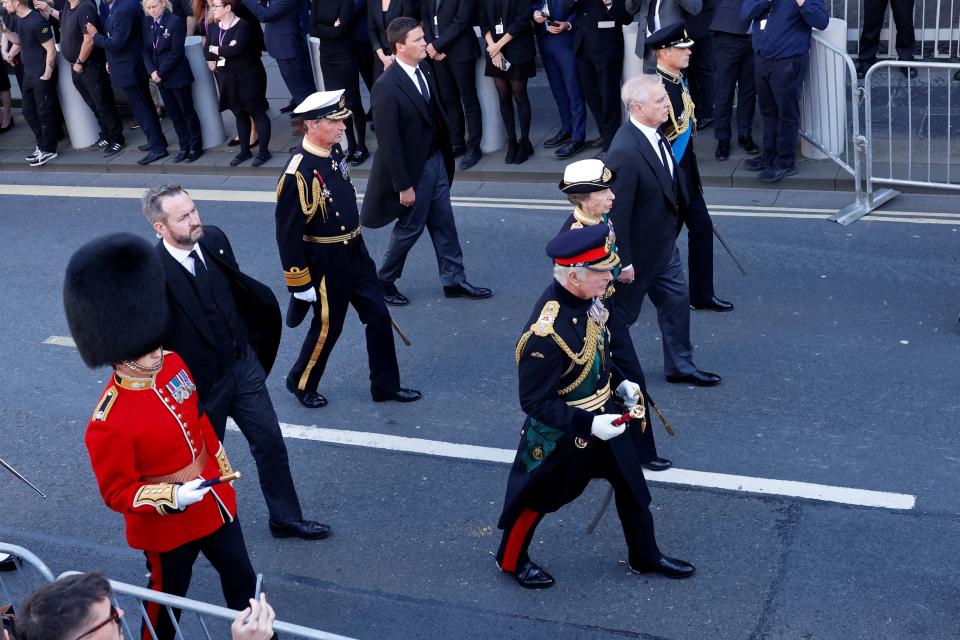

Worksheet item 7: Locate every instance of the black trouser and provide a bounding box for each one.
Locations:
[678,183,716,305]
[122,78,167,153]
[858,0,915,62]
[231,105,271,158]
[72,62,124,145]
[204,345,304,525]
[755,52,807,171]
[158,84,202,153]
[352,40,375,91]
[319,55,366,150]
[142,518,256,640]
[290,238,401,395]
[576,53,622,150]
[496,441,661,572]
[432,57,482,150]
[21,75,61,153]
[712,32,755,142]
[276,48,316,106]
[686,33,714,120]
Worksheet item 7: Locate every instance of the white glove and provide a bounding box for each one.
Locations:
[176,478,211,509]
[616,380,642,409]
[293,288,317,303]
[591,414,626,441]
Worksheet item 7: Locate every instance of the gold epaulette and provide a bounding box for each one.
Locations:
[276,154,304,200]
[284,266,311,288]
[132,483,178,514]
[91,387,118,422]
[515,301,560,362]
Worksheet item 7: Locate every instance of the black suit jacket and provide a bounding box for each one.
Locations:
[478,0,535,64]
[311,0,355,60]
[360,61,455,229]
[606,122,687,285]
[421,0,481,62]
[142,11,194,89]
[157,226,282,398]
[709,0,749,34]
[367,0,419,53]
[570,0,631,61]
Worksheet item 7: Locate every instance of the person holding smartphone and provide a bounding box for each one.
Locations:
[533,0,585,159]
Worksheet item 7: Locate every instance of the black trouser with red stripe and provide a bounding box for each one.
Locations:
[142,518,256,640]
[497,441,661,573]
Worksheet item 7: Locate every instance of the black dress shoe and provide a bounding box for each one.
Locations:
[543,130,571,148]
[443,281,492,300]
[666,370,721,387]
[380,281,410,306]
[504,139,518,164]
[286,374,328,408]
[230,150,253,166]
[228,136,241,147]
[172,150,188,163]
[641,457,672,472]
[513,138,533,164]
[252,151,272,167]
[137,150,168,165]
[138,143,151,151]
[697,116,713,130]
[451,145,466,157]
[738,135,760,155]
[631,555,695,579]
[715,139,730,161]
[269,519,331,540]
[554,140,586,159]
[501,559,555,589]
[350,147,369,166]
[371,387,422,402]
[459,147,481,170]
[185,149,203,163]
[279,100,296,114]
[587,137,604,148]
[744,156,767,171]
[759,166,798,183]
[690,296,734,312]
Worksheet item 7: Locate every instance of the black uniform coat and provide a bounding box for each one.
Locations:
[157,226,282,400]
[570,0,632,62]
[142,11,194,89]
[498,280,652,530]
[360,60,455,229]
[659,71,701,194]
[420,0,481,62]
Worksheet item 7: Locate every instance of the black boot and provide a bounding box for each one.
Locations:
[505,139,518,164]
[513,138,533,164]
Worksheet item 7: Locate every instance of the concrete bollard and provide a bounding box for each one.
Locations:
[622,24,644,82]
[55,44,100,149]
[474,29,506,154]
[308,36,326,91]
[184,35,226,149]
[801,18,847,160]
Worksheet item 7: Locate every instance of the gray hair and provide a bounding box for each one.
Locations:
[621,74,664,112]
[143,184,189,225]
[553,264,588,284]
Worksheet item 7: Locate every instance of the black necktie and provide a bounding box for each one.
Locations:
[189,250,211,294]
[414,67,430,103]
[657,136,672,176]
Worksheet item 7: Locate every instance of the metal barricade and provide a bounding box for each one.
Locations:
[58,571,357,640]
[832,59,960,224]
[823,0,960,58]
[0,543,56,612]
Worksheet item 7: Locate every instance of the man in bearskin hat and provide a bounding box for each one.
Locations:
[63,233,260,640]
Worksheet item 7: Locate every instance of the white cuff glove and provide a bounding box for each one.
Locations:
[176,478,211,509]
[590,414,626,441]
[293,288,317,303]
[616,380,642,409]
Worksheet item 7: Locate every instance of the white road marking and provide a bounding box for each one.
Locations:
[42,335,76,347]
[1,184,958,225]
[226,421,916,510]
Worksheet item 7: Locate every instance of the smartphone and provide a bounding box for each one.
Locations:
[253,573,263,600]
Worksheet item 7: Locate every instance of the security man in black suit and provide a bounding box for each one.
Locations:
[361,17,490,306]
[242,0,315,106]
[606,73,720,386]
[421,0,483,170]
[86,0,169,165]
[709,0,758,161]
[570,0,632,154]
[275,90,422,408]
[650,23,732,312]
[495,223,694,589]
[143,184,330,541]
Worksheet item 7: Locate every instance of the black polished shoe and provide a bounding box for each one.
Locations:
[690,296,734,312]
[737,135,760,155]
[279,100,296,114]
[554,140,586,159]
[380,281,410,306]
[641,457,672,472]
[587,137,604,149]
[715,139,730,161]
[459,147,481,170]
[230,150,253,166]
[172,150,188,163]
[269,519,331,540]
[350,147,370,166]
[371,387,422,403]
[251,151,272,167]
[697,116,713,130]
[185,149,203,163]
[501,559,555,589]
[443,281,492,300]
[137,150,168,165]
[630,555,695,579]
[666,370,721,387]
[513,138,533,164]
[285,374,328,408]
[744,156,768,172]
[543,130,571,148]
[228,136,241,147]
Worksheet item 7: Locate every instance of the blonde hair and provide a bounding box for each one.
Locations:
[142,0,174,12]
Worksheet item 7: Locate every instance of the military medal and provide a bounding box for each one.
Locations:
[166,369,197,403]
[313,169,333,222]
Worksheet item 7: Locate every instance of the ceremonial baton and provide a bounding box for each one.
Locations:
[712,224,747,275]
[0,455,46,498]
[391,318,411,347]
[199,471,241,488]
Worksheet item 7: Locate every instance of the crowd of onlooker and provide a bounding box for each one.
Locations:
[0,0,952,171]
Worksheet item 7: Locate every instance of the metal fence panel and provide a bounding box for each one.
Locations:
[0,543,56,613]
[824,0,960,58]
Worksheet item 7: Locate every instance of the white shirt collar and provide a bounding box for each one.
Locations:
[630,116,673,174]
[162,239,203,274]
[395,58,427,96]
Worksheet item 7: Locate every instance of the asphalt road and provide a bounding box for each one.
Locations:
[0,172,958,640]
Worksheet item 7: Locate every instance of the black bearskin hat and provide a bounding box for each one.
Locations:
[63,233,169,368]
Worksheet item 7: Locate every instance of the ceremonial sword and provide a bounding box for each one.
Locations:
[0,455,46,498]
[712,224,747,275]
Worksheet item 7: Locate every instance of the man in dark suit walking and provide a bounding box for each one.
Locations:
[86,0,168,165]
[242,0,315,107]
[607,74,720,387]
[361,17,491,306]
[143,184,330,541]
[422,0,483,170]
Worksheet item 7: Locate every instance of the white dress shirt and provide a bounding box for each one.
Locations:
[163,239,205,276]
[395,58,429,99]
[630,116,673,177]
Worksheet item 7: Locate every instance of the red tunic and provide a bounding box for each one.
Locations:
[85,352,238,553]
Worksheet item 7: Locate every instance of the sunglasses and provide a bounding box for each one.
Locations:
[75,606,121,640]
